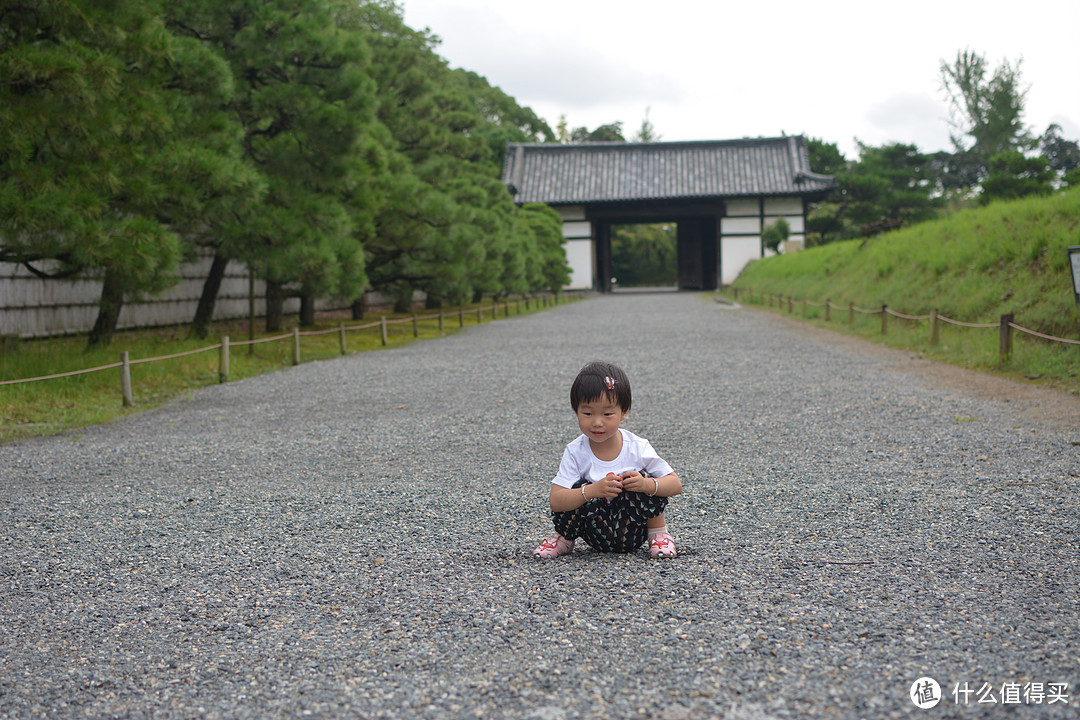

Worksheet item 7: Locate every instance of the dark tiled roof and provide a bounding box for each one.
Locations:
[502,135,836,205]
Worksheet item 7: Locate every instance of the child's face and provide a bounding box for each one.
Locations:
[576,394,628,449]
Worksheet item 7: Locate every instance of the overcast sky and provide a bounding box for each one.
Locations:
[399,0,1080,159]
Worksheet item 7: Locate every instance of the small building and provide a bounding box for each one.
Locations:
[501,135,836,290]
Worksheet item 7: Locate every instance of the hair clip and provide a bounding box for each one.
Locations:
[604,376,616,390]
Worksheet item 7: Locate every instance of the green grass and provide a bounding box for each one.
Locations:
[727,188,1080,394]
[1,295,580,443]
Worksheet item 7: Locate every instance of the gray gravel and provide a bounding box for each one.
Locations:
[1,292,1078,719]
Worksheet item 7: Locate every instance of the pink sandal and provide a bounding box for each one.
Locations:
[649,532,677,558]
[533,533,574,558]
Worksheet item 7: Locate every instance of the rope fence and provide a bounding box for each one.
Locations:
[2,293,583,405]
[731,287,1079,362]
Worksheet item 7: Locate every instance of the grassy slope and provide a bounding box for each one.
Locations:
[730,187,1080,390]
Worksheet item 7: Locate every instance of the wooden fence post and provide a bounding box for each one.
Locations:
[292,327,301,365]
[438,309,444,333]
[825,299,831,322]
[477,305,483,324]
[339,322,347,355]
[848,302,854,326]
[491,298,498,320]
[380,316,388,346]
[787,296,793,313]
[459,306,465,328]
[220,336,230,384]
[881,305,888,335]
[120,351,133,407]
[929,308,939,347]
[1000,312,1014,361]
[412,313,418,338]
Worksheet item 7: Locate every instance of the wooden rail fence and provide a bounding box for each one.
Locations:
[1,293,583,406]
[731,287,1079,363]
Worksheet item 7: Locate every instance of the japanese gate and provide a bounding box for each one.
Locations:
[501,136,836,291]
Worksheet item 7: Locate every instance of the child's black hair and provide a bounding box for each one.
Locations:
[570,361,632,413]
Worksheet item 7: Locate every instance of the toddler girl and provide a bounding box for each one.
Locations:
[534,361,682,559]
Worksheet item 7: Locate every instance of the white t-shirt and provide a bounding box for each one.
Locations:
[552,429,674,489]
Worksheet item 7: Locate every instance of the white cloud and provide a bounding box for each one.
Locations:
[400,0,1080,158]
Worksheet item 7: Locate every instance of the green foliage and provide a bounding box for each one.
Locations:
[571,122,626,143]
[762,218,790,254]
[611,224,677,286]
[807,142,941,244]
[631,108,661,143]
[0,0,235,345]
[734,188,1080,342]
[939,49,1033,186]
[1,0,578,344]
[981,151,1053,204]
[733,190,1080,390]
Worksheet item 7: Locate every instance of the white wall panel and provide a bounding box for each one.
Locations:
[564,239,594,290]
[721,216,761,234]
[764,197,803,215]
[765,215,805,233]
[557,205,586,221]
[721,236,762,285]
[562,221,592,239]
[726,198,759,216]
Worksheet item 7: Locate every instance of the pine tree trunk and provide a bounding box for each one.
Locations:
[88,268,124,347]
[191,252,229,338]
[351,293,367,320]
[394,285,412,314]
[265,280,285,332]
[299,294,315,326]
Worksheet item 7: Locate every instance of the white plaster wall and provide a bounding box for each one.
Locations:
[765,215,805,233]
[564,239,594,290]
[726,198,759,216]
[562,221,591,239]
[721,236,762,285]
[764,197,803,215]
[557,205,587,221]
[721,216,761,234]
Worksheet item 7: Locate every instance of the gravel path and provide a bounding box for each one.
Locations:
[1,292,1077,719]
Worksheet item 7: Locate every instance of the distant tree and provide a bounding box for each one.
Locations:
[631,108,661,143]
[762,218,790,254]
[451,68,554,166]
[556,114,571,143]
[0,0,263,346]
[517,203,571,292]
[980,151,1053,204]
[803,138,847,245]
[571,122,625,143]
[806,137,846,175]
[169,0,382,331]
[611,224,676,286]
[807,142,940,243]
[939,49,1033,187]
[1038,123,1080,188]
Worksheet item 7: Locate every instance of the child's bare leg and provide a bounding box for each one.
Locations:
[646,513,666,530]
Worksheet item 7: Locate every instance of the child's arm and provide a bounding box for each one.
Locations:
[549,475,624,512]
[620,470,681,498]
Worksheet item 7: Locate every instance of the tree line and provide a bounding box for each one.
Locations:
[0,0,569,346]
[805,50,1080,245]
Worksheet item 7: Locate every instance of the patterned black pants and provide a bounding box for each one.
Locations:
[552,476,668,553]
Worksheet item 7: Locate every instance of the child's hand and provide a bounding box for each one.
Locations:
[618,471,650,494]
[592,473,624,499]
